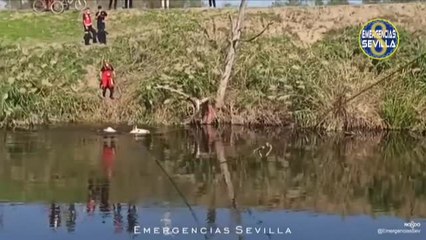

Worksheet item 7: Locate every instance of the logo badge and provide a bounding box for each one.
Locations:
[359,18,400,60]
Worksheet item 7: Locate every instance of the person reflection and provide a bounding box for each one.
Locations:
[87,178,96,215]
[66,204,76,232]
[102,136,116,179]
[207,208,216,226]
[206,208,216,238]
[100,136,115,220]
[0,205,3,229]
[113,203,123,233]
[127,204,138,233]
[49,203,61,230]
[100,178,111,221]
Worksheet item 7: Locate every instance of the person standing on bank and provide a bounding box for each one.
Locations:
[209,0,216,8]
[124,0,133,9]
[96,5,108,44]
[100,60,116,99]
[108,0,117,10]
[161,0,169,9]
[83,8,97,45]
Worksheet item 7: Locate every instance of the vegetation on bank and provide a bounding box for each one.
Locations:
[0,6,426,130]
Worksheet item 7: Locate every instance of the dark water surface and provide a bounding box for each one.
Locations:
[0,125,425,240]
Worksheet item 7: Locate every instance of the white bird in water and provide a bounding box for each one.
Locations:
[129,126,150,135]
[103,127,117,133]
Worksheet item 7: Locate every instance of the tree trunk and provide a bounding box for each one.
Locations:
[215,0,248,109]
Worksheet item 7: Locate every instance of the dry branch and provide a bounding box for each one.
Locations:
[193,19,211,40]
[193,18,219,48]
[242,21,273,42]
[155,85,209,112]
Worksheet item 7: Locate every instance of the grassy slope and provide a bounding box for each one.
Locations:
[1,3,426,130]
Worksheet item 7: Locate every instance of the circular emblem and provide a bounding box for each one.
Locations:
[359,19,399,60]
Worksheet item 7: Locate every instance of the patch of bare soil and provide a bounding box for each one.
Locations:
[273,3,426,45]
[196,3,426,45]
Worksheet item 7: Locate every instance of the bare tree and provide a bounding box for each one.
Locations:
[156,0,272,125]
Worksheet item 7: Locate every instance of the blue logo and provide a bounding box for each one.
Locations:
[359,19,399,60]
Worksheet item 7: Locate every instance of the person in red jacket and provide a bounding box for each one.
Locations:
[82,8,97,45]
[99,60,116,99]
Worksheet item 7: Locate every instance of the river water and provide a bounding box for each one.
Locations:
[0,125,424,240]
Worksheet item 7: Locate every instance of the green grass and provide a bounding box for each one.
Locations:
[0,12,82,44]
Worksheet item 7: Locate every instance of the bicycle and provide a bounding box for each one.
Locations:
[33,0,65,14]
[62,0,87,11]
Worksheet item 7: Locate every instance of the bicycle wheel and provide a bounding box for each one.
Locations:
[50,0,65,14]
[32,0,46,13]
[74,0,86,11]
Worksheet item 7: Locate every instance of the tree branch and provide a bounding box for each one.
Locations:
[155,85,210,113]
[242,21,273,42]
[193,19,211,41]
[155,85,193,102]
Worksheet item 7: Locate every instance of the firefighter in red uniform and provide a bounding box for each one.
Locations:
[83,8,97,45]
[99,60,116,99]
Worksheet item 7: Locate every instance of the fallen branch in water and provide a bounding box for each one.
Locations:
[253,142,273,158]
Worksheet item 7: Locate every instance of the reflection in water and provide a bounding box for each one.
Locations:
[0,126,425,239]
[66,204,76,232]
[101,136,114,222]
[100,176,111,221]
[0,205,3,229]
[87,178,96,215]
[161,210,172,236]
[49,203,61,230]
[87,136,116,218]
[113,203,123,233]
[102,136,116,179]
[127,204,138,233]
